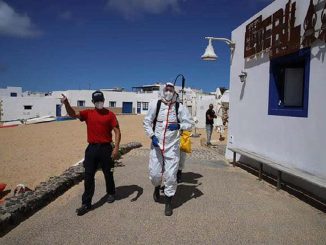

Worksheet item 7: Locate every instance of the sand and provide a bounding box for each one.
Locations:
[0,115,226,192]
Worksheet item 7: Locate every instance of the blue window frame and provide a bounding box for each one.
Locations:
[268,48,310,118]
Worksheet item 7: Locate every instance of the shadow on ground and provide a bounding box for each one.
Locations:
[91,185,143,211]
[174,172,204,209]
[157,172,204,209]
[236,160,326,213]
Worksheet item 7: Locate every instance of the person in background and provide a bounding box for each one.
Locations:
[61,90,121,216]
[205,104,217,146]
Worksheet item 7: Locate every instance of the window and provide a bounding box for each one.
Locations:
[24,105,32,110]
[142,102,149,111]
[10,92,17,97]
[268,48,310,117]
[109,101,116,108]
[77,100,85,107]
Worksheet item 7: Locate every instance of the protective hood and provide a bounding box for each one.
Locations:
[161,83,177,104]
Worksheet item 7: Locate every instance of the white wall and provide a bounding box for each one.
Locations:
[193,93,221,128]
[53,90,137,108]
[136,91,159,114]
[53,88,199,116]
[0,97,59,121]
[0,87,22,97]
[52,90,158,115]
[226,0,326,179]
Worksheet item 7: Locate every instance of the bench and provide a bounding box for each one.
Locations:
[228,147,326,191]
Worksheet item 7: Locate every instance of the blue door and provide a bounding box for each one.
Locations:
[122,102,133,114]
[56,104,61,117]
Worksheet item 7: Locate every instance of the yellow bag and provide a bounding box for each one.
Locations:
[180,131,192,153]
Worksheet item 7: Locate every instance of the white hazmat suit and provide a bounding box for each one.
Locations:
[144,93,193,197]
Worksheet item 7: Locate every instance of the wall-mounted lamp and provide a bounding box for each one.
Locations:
[201,37,235,61]
[239,71,247,83]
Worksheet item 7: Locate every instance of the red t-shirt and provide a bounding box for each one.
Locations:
[79,109,118,144]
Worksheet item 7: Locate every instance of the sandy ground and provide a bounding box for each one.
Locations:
[0,115,226,192]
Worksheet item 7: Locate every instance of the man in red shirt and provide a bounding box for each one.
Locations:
[61,90,121,216]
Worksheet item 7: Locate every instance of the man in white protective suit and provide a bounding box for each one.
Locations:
[143,82,193,216]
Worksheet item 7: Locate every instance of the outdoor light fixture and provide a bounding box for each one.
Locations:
[201,37,235,61]
[239,70,247,83]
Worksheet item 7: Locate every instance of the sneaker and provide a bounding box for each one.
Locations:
[153,186,160,202]
[107,194,115,203]
[76,204,91,216]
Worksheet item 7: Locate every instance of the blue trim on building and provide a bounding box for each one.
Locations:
[268,48,310,118]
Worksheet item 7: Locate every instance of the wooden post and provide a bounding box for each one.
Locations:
[233,152,236,167]
[258,163,263,180]
[276,171,282,190]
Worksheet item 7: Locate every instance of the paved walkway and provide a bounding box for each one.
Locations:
[1,149,326,244]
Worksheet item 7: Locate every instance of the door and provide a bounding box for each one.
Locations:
[137,102,141,114]
[122,102,133,114]
[56,104,61,117]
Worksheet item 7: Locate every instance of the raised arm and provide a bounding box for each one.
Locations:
[61,94,81,119]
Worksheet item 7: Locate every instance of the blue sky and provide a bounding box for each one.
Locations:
[0,0,273,92]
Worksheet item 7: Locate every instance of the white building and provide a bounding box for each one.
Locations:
[1,84,226,128]
[52,90,139,115]
[0,86,60,121]
[1,97,59,121]
[54,83,207,119]
[226,0,326,196]
[0,86,22,97]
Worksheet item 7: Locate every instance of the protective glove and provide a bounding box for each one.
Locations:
[151,135,159,147]
[168,123,180,131]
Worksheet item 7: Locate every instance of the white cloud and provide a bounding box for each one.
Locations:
[106,0,185,19]
[0,0,41,38]
[58,10,72,21]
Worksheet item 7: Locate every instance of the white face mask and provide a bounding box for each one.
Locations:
[164,91,174,101]
[95,101,104,109]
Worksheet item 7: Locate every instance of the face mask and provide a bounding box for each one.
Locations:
[164,91,174,101]
[95,101,104,109]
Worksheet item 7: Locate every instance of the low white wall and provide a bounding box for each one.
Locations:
[226,0,326,180]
